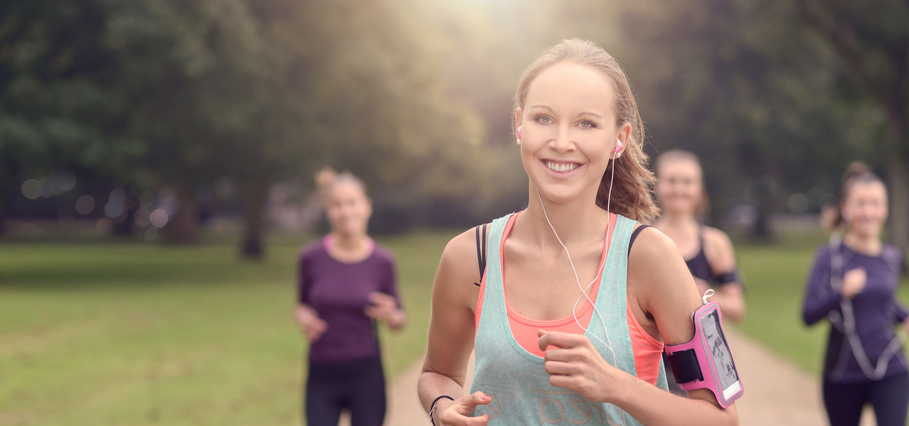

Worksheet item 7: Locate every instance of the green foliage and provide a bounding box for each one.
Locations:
[6,0,909,240]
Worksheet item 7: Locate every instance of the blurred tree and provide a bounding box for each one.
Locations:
[614,0,854,238]
[1,0,495,256]
[0,1,144,231]
[794,0,909,247]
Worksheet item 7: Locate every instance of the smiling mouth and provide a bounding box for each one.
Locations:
[545,160,580,173]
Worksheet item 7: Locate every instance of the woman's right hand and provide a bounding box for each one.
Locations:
[435,392,491,426]
[841,267,867,299]
[296,306,328,342]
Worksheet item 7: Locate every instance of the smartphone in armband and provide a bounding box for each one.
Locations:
[663,301,743,408]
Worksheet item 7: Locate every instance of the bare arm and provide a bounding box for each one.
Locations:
[418,229,491,425]
[618,228,738,425]
[703,227,746,322]
[538,227,738,426]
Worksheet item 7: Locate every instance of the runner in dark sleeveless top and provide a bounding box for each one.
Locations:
[653,150,745,395]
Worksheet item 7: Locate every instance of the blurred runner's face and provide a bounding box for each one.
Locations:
[656,159,703,215]
[327,182,371,237]
[842,181,887,238]
[516,62,621,204]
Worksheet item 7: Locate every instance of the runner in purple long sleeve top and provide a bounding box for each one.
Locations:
[298,236,399,363]
[296,168,405,426]
[801,161,909,426]
[802,242,908,382]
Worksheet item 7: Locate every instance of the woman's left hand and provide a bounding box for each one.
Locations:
[537,330,620,403]
[365,292,405,328]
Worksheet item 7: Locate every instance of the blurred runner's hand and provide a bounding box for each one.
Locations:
[841,267,866,300]
[365,292,405,328]
[296,305,328,342]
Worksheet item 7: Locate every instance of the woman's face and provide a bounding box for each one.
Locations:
[515,62,627,205]
[326,181,372,237]
[842,180,888,238]
[655,159,703,215]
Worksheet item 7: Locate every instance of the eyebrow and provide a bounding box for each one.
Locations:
[528,105,603,119]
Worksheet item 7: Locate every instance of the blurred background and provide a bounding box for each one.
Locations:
[1,0,908,425]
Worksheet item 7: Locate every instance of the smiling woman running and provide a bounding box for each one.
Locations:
[418,39,740,426]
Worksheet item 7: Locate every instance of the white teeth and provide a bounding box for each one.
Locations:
[546,161,578,173]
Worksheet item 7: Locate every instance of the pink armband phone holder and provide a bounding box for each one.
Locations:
[663,300,743,408]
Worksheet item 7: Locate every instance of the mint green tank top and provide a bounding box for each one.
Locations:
[470,213,668,425]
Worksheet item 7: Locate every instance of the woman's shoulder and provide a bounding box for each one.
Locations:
[438,222,493,287]
[442,223,491,263]
[811,243,834,263]
[627,224,681,264]
[882,243,905,264]
[299,237,326,260]
[372,242,396,263]
[701,226,734,251]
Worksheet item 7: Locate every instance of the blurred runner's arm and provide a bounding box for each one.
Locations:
[802,248,842,325]
[366,257,406,329]
[296,251,327,341]
[703,228,745,322]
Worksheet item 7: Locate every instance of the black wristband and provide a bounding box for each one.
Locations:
[429,395,454,425]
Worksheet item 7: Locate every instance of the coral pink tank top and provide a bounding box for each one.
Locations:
[475,212,664,385]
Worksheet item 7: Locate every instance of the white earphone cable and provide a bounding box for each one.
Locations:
[535,154,626,424]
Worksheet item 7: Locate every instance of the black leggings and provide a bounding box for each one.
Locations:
[823,372,909,426]
[305,355,386,426]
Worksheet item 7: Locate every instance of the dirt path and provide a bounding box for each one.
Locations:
[367,328,875,425]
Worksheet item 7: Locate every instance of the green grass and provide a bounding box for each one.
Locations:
[0,231,457,426]
[735,232,909,376]
[4,227,908,425]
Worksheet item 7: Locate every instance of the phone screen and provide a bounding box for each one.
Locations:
[700,310,740,398]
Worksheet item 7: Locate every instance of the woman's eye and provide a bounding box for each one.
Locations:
[579,120,597,129]
[534,115,553,125]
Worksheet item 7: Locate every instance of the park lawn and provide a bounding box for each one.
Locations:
[0,231,457,426]
[4,227,909,426]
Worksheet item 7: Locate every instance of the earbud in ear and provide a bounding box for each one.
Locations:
[517,126,523,139]
[614,140,623,153]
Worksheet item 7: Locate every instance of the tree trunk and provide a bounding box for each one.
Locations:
[240,179,270,259]
[165,182,200,244]
[887,114,909,249]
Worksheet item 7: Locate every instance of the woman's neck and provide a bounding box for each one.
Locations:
[843,230,882,256]
[655,210,698,231]
[521,186,609,249]
[330,232,370,253]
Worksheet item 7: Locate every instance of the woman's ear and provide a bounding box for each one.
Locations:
[617,122,632,148]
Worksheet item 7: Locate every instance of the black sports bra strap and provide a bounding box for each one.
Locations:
[628,224,652,258]
[474,224,489,287]
[481,223,487,272]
